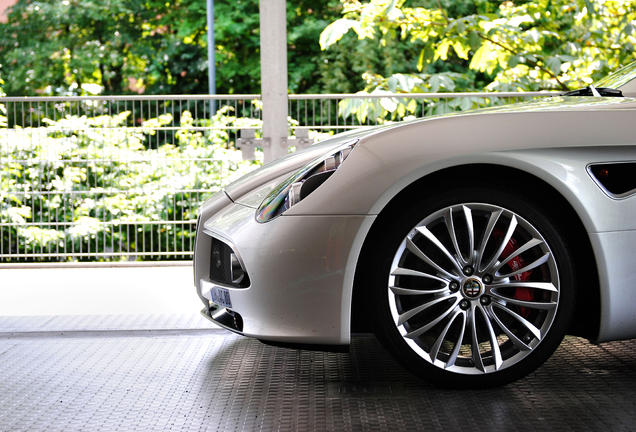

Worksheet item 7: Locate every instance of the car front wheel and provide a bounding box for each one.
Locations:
[370,186,575,388]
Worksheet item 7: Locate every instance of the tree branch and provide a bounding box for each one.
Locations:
[477,33,570,91]
[437,0,450,24]
[394,18,446,27]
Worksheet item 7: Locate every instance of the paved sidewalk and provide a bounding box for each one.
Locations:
[0,264,212,333]
[0,264,201,316]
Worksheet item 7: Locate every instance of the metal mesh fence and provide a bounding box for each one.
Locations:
[1,95,262,262]
[288,92,556,133]
[1,92,556,262]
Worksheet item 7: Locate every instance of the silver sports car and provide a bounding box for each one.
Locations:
[194,62,636,388]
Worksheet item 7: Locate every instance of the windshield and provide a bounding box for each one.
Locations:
[595,60,636,89]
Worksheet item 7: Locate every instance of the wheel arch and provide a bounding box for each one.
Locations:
[350,163,601,340]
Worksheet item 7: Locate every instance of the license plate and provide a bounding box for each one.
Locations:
[210,286,232,308]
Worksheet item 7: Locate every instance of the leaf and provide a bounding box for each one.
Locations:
[407,99,418,114]
[527,28,541,43]
[396,74,417,92]
[404,75,416,92]
[452,39,470,60]
[356,99,369,123]
[468,31,482,50]
[469,44,496,74]
[438,74,456,91]
[319,19,359,50]
[460,97,473,111]
[545,56,562,75]
[388,75,398,93]
[435,39,451,61]
[380,97,397,112]
[429,75,440,93]
[384,0,398,16]
[458,19,466,34]
[417,49,425,72]
[557,54,577,62]
[422,45,436,68]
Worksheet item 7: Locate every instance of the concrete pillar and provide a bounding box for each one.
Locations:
[259,0,289,163]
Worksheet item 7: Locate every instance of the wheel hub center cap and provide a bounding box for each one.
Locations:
[462,278,483,298]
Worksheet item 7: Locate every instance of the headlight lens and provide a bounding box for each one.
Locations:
[256,139,358,222]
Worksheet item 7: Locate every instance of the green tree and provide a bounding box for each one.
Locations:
[0,0,361,96]
[0,0,212,95]
[321,0,636,93]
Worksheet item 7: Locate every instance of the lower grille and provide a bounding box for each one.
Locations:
[209,236,250,288]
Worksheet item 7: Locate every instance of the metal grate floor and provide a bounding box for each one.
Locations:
[0,313,212,334]
[1,316,635,431]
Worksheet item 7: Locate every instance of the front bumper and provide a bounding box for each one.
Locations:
[194,192,372,345]
[200,306,244,334]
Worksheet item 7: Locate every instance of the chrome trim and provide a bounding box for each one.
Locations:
[324,155,336,171]
[200,307,244,334]
[230,253,245,284]
[288,182,303,207]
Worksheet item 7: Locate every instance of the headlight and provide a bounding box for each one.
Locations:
[256,139,358,222]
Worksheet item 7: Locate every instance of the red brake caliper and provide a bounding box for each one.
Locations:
[492,228,534,318]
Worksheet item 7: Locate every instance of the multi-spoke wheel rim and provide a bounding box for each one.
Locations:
[388,203,560,375]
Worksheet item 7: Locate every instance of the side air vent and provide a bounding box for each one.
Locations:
[588,162,636,199]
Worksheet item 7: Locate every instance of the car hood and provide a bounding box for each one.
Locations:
[382,95,636,128]
[225,95,636,203]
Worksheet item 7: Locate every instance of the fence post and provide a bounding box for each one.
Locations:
[259,0,289,163]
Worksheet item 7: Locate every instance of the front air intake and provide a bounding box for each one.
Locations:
[209,236,250,288]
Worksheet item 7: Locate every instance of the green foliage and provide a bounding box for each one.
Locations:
[321,0,636,121]
[324,0,636,91]
[0,0,214,96]
[0,104,262,261]
[0,0,354,96]
[317,24,427,93]
[338,70,491,122]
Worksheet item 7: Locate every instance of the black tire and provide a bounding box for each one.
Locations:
[370,185,575,388]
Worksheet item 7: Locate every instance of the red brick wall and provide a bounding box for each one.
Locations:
[0,0,18,23]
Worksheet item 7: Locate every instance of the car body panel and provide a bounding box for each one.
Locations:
[590,231,636,342]
[286,99,636,223]
[318,145,636,344]
[197,199,373,344]
[195,94,636,348]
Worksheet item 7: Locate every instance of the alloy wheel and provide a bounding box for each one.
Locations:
[388,203,560,375]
